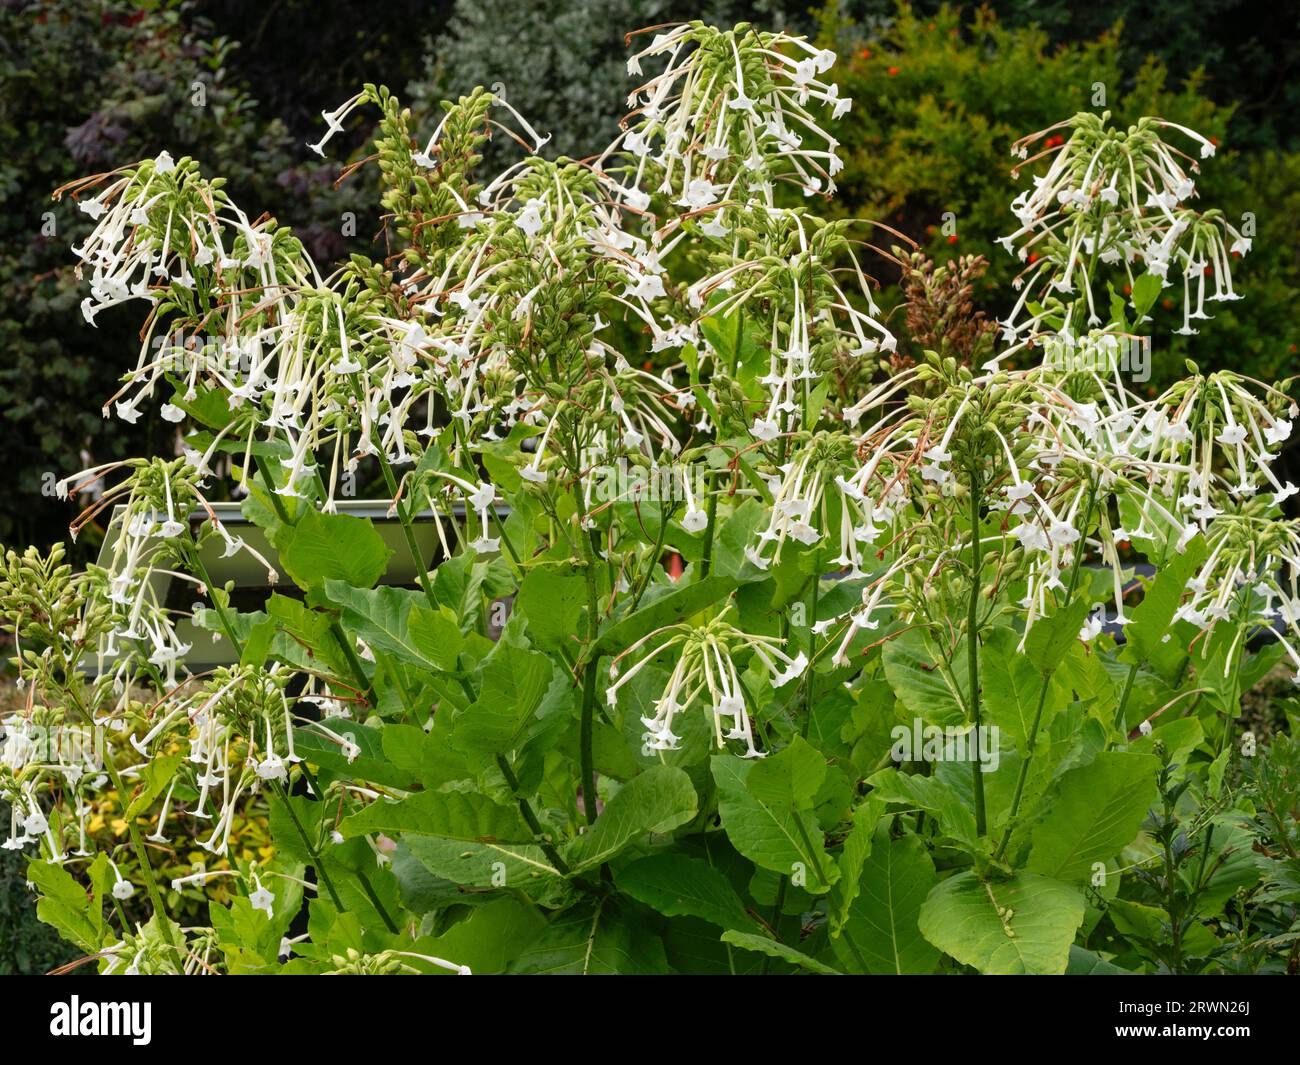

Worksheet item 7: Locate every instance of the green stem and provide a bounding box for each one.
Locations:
[630,501,673,610]
[577,519,603,827]
[996,476,1098,860]
[255,453,292,525]
[761,877,789,976]
[1112,661,1140,735]
[330,620,374,702]
[103,758,181,959]
[374,450,438,613]
[495,754,572,876]
[800,574,819,741]
[354,866,400,934]
[699,469,719,580]
[966,466,987,838]
[791,807,831,887]
[579,655,600,827]
[272,780,344,911]
[186,539,243,656]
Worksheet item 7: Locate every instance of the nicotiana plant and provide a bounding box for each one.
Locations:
[2,20,1297,975]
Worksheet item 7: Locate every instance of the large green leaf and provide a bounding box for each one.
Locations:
[323,580,458,673]
[918,871,1085,975]
[615,851,752,931]
[1130,271,1163,318]
[1066,945,1134,975]
[404,836,567,902]
[865,767,981,853]
[1023,598,1093,672]
[1026,751,1159,883]
[882,629,966,727]
[746,735,826,808]
[517,563,587,650]
[1122,536,1207,679]
[293,721,420,789]
[594,574,738,655]
[712,752,838,892]
[834,829,941,974]
[829,795,885,933]
[982,626,1067,750]
[124,752,182,819]
[720,930,842,974]
[30,859,107,953]
[451,642,554,765]
[408,898,547,975]
[339,789,534,844]
[509,899,669,974]
[279,509,392,590]
[380,722,471,789]
[408,605,465,671]
[564,766,699,873]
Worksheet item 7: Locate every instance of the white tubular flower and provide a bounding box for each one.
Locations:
[605,610,808,757]
[999,114,1243,341]
[610,23,850,213]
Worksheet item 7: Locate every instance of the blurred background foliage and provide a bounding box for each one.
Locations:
[1,0,1296,544]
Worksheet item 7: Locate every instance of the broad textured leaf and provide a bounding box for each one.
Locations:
[30,859,105,952]
[294,721,419,789]
[381,722,471,789]
[517,563,586,649]
[404,836,567,903]
[882,629,966,727]
[324,580,447,673]
[712,754,837,892]
[1130,271,1163,318]
[510,899,669,974]
[918,871,1085,975]
[595,574,738,655]
[866,767,981,852]
[746,735,826,809]
[1023,598,1092,673]
[1066,945,1134,974]
[280,509,391,590]
[829,795,885,933]
[431,551,489,632]
[451,643,554,764]
[124,752,182,819]
[408,898,547,975]
[616,852,752,931]
[834,829,940,974]
[982,626,1066,750]
[408,604,464,671]
[564,766,698,873]
[339,789,534,843]
[1122,536,1206,678]
[1027,751,1159,883]
[719,930,841,974]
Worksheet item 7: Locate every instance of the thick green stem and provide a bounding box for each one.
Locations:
[966,468,988,837]
[1112,661,1141,734]
[800,574,819,740]
[330,620,374,700]
[579,650,600,828]
[572,518,604,825]
[699,469,719,580]
[496,754,572,876]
